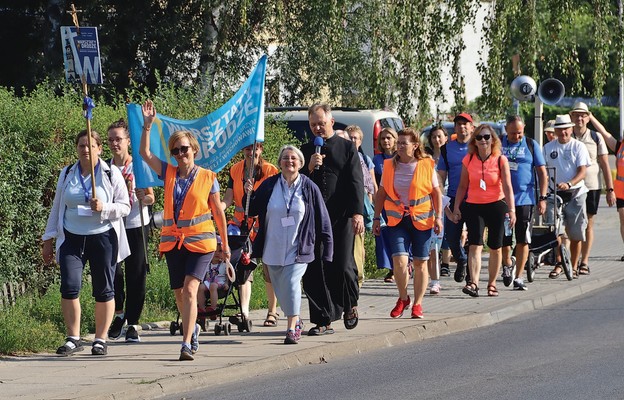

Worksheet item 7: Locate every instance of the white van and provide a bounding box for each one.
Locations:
[266,107,404,158]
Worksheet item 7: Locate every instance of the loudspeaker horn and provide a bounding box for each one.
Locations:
[510,75,537,101]
[538,78,565,105]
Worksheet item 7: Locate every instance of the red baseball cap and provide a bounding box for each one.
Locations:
[453,112,473,123]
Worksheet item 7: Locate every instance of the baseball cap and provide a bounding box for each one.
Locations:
[453,112,473,124]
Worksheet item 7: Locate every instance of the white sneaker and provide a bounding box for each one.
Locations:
[430,281,441,295]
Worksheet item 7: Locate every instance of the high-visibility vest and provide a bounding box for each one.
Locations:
[160,164,217,254]
[381,157,435,230]
[615,143,624,199]
[228,160,278,232]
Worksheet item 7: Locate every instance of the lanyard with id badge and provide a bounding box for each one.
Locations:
[505,137,522,172]
[478,153,491,191]
[280,178,300,227]
[77,161,100,216]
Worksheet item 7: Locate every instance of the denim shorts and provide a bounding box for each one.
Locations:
[385,216,433,260]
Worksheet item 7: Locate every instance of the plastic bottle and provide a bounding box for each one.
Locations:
[504,213,512,236]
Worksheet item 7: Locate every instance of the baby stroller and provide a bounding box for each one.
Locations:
[525,167,573,282]
[169,234,258,336]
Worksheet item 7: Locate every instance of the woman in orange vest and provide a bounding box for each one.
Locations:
[452,125,515,298]
[585,115,624,260]
[372,128,443,319]
[222,143,280,327]
[139,100,229,361]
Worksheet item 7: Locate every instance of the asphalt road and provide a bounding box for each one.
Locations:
[164,281,624,400]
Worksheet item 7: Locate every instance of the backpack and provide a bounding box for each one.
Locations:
[573,129,601,146]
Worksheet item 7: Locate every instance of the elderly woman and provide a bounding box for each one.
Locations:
[222,142,279,327]
[247,145,333,344]
[372,127,398,282]
[372,128,443,319]
[452,124,516,297]
[139,100,230,361]
[106,119,155,343]
[42,129,130,357]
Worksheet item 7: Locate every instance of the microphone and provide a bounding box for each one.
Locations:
[313,136,324,170]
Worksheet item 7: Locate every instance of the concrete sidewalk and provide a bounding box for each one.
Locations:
[1,203,623,400]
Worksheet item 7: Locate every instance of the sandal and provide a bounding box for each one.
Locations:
[263,312,279,327]
[549,264,563,279]
[344,307,358,330]
[579,263,590,275]
[91,339,108,356]
[307,325,334,336]
[384,270,394,283]
[573,268,579,279]
[56,337,84,356]
[487,284,499,297]
[462,282,479,297]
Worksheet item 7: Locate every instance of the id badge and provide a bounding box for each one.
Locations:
[508,161,518,171]
[479,179,487,191]
[281,216,295,227]
[77,204,93,216]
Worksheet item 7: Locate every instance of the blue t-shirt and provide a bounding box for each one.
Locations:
[373,153,393,185]
[501,136,545,206]
[436,140,469,197]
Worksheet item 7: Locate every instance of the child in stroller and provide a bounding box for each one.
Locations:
[197,237,230,329]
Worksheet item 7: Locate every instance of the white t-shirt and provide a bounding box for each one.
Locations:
[543,138,591,196]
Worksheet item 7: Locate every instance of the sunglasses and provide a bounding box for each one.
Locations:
[170,145,190,156]
[475,134,491,141]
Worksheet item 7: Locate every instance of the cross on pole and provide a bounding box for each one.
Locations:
[67,3,97,199]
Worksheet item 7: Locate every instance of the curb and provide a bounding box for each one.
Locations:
[83,273,624,400]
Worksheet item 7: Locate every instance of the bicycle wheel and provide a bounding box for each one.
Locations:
[560,245,573,281]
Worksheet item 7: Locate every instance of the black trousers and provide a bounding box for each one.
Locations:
[303,216,359,326]
[113,225,149,325]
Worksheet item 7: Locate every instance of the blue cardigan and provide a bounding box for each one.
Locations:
[247,174,333,264]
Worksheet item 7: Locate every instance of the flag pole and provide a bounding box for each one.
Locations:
[69,4,97,199]
[242,141,258,235]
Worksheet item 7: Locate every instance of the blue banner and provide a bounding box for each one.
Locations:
[127,55,267,188]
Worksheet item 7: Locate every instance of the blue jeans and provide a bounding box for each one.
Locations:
[445,197,467,266]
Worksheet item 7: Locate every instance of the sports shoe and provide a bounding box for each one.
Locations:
[179,344,194,361]
[108,316,126,339]
[502,257,515,287]
[411,304,424,319]
[390,296,411,318]
[440,263,450,277]
[125,325,141,343]
[190,323,200,354]
[284,330,298,344]
[295,320,304,341]
[430,281,441,295]
[513,278,527,291]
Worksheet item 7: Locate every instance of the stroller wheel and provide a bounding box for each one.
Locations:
[179,323,184,336]
[525,252,536,283]
[243,319,253,333]
[169,321,179,336]
[214,324,222,336]
[224,323,232,336]
[237,323,244,333]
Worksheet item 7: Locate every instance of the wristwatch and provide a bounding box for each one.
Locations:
[607,188,615,193]
[539,195,548,201]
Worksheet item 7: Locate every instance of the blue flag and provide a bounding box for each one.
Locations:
[127,55,267,188]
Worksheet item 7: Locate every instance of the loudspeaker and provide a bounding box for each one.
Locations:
[510,75,537,101]
[537,78,565,105]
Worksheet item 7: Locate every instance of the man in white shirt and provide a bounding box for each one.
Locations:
[569,102,616,275]
[543,114,591,279]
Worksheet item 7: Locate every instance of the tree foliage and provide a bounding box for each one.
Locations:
[1,1,623,122]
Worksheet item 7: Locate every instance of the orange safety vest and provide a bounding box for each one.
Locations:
[382,157,435,230]
[228,160,278,234]
[160,164,217,254]
[615,143,624,199]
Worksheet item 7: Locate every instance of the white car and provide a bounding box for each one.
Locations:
[266,107,404,159]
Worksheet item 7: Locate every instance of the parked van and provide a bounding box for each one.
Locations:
[266,107,404,158]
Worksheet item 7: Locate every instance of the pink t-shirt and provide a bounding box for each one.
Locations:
[462,153,506,204]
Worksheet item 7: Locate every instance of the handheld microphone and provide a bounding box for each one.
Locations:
[313,136,324,170]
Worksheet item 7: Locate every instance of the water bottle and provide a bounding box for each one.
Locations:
[504,213,512,236]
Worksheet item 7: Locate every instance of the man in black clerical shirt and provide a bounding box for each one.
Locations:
[301,103,364,335]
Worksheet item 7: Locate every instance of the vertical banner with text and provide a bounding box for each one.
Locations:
[60,26,103,84]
